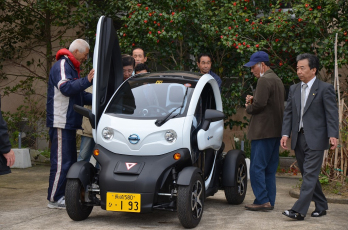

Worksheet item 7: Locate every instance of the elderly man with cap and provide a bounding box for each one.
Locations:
[243,51,285,211]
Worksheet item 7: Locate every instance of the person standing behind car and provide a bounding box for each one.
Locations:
[243,51,285,211]
[77,85,99,169]
[132,47,147,67]
[135,63,149,74]
[77,55,135,168]
[46,39,94,209]
[196,53,222,91]
[122,54,135,80]
[0,95,15,175]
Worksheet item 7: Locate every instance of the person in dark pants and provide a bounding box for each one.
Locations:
[46,39,94,209]
[0,95,15,175]
[281,53,338,220]
[244,51,285,211]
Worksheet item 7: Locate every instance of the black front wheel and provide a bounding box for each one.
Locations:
[65,179,93,221]
[224,154,247,204]
[177,173,204,228]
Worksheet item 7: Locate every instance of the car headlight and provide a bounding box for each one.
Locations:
[164,130,177,143]
[102,127,114,140]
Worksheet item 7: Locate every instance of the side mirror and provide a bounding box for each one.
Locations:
[73,105,96,129]
[201,109,225,131]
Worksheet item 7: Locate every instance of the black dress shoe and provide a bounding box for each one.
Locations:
[311,210,326,217]
[282,209,305,220]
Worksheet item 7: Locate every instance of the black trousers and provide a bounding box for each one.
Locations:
[292,132,328,215]
[0,154,11,175]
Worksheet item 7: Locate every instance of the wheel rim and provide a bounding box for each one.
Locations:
[191,180,203,219]
[237,163,246,195]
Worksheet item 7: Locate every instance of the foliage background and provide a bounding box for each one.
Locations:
[1,0,348,148]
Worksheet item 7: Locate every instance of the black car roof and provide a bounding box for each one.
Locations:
[132,71,202,81]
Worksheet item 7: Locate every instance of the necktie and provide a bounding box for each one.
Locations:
[299,83,308,130]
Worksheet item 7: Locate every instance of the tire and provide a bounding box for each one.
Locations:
[177,173,204,229]
[65,179,93,221]
[224,154,247,204]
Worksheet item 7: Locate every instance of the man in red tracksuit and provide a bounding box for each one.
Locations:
[46,39,94,209]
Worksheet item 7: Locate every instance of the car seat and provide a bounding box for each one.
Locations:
[166,84,186,110]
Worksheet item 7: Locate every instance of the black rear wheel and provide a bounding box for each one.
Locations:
[177,173,204,228]
[224,154,247,204]
[65,179,93,221]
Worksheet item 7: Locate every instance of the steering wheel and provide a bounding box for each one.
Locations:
[140,105,167,116]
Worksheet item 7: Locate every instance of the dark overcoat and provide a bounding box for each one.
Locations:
[0,95,12,175]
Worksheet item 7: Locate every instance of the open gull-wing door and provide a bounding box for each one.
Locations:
[92,16,124,142]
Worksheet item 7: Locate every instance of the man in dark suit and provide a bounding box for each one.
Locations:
[0,95,16,175]
[244,51,285,211]
[281,53,339,220]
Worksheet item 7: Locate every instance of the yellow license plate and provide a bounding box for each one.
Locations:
[106,192,141,212]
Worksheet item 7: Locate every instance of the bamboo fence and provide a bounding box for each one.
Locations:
[321,34,348,183]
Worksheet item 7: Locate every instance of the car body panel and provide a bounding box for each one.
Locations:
[94,145,191,212]
[197,120,224,150]
[97,115,188,156]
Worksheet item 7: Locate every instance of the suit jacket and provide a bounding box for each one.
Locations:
[246,69,285,140]
[281,78,339,150]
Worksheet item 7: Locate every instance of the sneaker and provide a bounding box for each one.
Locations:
[47,196,66,209]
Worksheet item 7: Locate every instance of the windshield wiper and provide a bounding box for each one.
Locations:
[155,87,188,127]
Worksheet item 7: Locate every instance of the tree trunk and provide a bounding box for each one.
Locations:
[45,9,52,81]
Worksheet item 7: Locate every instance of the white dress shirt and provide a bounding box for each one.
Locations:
[283,76,316,137]
[299,76,316,128]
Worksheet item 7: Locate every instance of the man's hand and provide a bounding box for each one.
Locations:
[87,69,95,83]
[329,137,338,150]
[280,136,288,150]
[245,95,253,108]
[4,149,15,167]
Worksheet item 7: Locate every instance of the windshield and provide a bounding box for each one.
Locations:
[105,77,197,119]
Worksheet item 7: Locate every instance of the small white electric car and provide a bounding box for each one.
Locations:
[66,16,247,228]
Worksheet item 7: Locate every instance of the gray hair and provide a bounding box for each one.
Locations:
[69,39,90,53]
[258,61,271,67]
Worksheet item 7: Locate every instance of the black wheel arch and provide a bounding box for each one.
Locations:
[177,166,202,186]
[222,149,246,187]
[67,161,96,189]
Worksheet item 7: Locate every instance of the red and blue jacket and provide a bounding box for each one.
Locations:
[46,49,92,130]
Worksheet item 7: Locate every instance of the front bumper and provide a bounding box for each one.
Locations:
[94,145,191,212]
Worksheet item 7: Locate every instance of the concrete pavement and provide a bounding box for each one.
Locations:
[0,165,347,230]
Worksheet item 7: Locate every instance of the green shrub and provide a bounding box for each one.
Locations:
[279,150,291,157]
[40,148,50,159]
[231,133,251,158]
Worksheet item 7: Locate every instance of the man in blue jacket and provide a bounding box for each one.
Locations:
[46,39,94,209]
